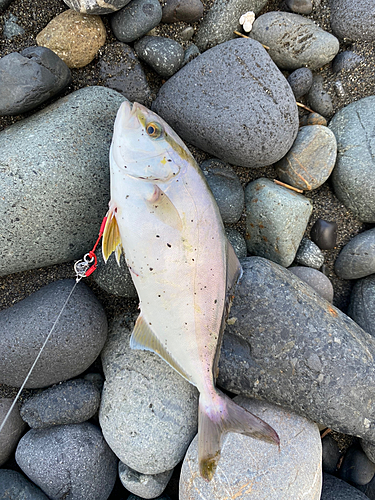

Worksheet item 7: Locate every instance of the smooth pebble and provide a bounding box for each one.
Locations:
[110,0,162,43]
[119,462,173,499]
[295,238,325,269]
[335,228,375,279]
[134,36,184,78]
[287,67,313,99]
[310,219,338,249]
[289,266,334,302]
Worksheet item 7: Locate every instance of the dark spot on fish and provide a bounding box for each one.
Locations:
[156,235,160,238]
[167,243,171,247]
[168,159,172,162]
[158,294,161,297]
[214,299,217,304]
[149,403,153,408]
[149,268,153,271]
[115,207,118,212]
[192,258,195,261]
[149,322,152,325]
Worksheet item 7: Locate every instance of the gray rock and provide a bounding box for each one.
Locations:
[153,38,299,168]
[201,159,244,223]
[275,125,337,190]
[3,13,25,38]
[128,496,171,500]
[335,228,375,279]
[0,0,13,12]
[99,43,151,106]
[361,440,375,464]
[289,266,334,302]
[99,314,198,474]
[0,86,125,276]
[329,96,375,222]
[295,238,325,269]
[63,0,131,14]
[119,462,173,499]
[180,26,195,41]
[0,398,27,466]
[245,178,313,267]
[287,67,313,99]
[20,379,101,429]
[0,470,49,500]
[180,397,322,499]
[110,0,162,43]
[332,50,363,73]
[225,228,247,259]
[339,445,375,485]
[348,275,375,336]
[218,257,375,442]
[134,36,184,78]
[308,75,334,117]
[182,43,200,66]
[16,423,118,500]
[321,473,370,499]
[194,0,267,51]
[0,279,107,389]
[330,0,375,41]
[250,11,339,70]
[357,474,375,499]
[0,47,71,115]
[92,251,137,298]
[285,0,313,14]
[161,0,203,23]
[322,435,340,474]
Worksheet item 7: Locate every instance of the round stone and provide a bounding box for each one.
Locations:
[330,0,375,41]
[299,113,327,126]
[339,446,375,485]
[110,0,162,43]
[0,470,49,500]
[308,75,334,118]
[134,36,184,78]
[348,275,375,337]
[332,50,363,73]
[334,228,375,279]
[322,435,340,474]
[0,398,26,466]
[118,462,173,499]
[288,266,334,302]
[287,67,313,99]
[321,473,370,499]
[285,0,313,14]
[225,228,247,259]
[161,0,203,23]
[295,238,325,269]
[310,219,338,249]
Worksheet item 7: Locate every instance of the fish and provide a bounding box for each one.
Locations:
[102,100,280,481]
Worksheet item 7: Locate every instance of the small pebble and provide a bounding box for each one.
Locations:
[179,26,195,41]
[310,219,338,249]
[182,43,200,66]
[134,36,184,78]
[335,228,375,279]
[299,112,327,126]
[321,473,370,499]
[3,12,25,38]
[285,0,313,14]
[332,50,363,73]
[0,0,13,12]
[322,435,341,474]
[295,238,324,269]
[225,228,247,260]
[308,75,334,117]
[334,80,345,97]
[289,266,334,302]
[119,461,173,499]
[110,0,162,43]
[161,0,203,23]
[339,445,375,486]
[287,67,313,99]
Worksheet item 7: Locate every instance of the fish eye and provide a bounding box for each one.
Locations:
[146,122,163,138]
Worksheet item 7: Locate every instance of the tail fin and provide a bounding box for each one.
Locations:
[198,390,279,481]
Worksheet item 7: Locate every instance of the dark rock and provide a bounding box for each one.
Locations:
[0,470,49,500]
[321,473,370,499]
[335,228,375,279]
[0,0,14,12]
[218,257,375,442]
[287,67,313,99]
[225,228,247,259]
[332,51,363,73]
[153,38,299,168]
[0,47,71,115]
[182,43,200,66]
[357,474,375,499]
[0,280,107,389]
[63,0,131,14]
[299,112,327,126]
[348,275,375,336]
[308,75,334,117]
[134,36,184,78]
[322,435,341,474]
[0,398,27,466]
[295,238,324,268]
[289,266,334,302]
[310,219,338,249]
[339,445,375,486]
[285,0,313,14]
[110,0,162,43]
[161,0,203,23]
[330,0,375,41]
[92,250,137,298]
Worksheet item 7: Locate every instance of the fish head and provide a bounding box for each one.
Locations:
[110,100,193,182]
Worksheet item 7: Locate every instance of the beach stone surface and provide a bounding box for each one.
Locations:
[110,0,162,43]
[0,469,49,500]
[295,238,325,269]
[321,473,370,499]
[0,86,125,276]
[287,67,313,99]
[63,0,131,14]
[180,397,322,500]
[36,9,106,69]
[0,279,107,388]
[339,445,375,485]
[250,11,339,70]
[0,47,71,115]
[226,228,247,259]
[286,0,313,14]
[99,314,198,474]
[330,0,375,41]
[308,75,334,118]
[153,38,298,168]
[134,36,184,77]
[289,266,334,302]
[119,462,173,499]
[322,435,340,474]
[334,228,375,279]
[329,96,375,222]
[348,275,375,336]
[92,251,137,298]
[218,257,375,442]
[161,0,203,23]
[245,178,312,267]
[332,50,363,73]
[310,219,338,250]
[0,398,27,466]
[16,422,118,500]
[275,125,337,191]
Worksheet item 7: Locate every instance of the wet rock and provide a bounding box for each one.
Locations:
[63,0,131,14]
[295,238,325,269]
[119,462,173,499]
[153,38,299,168]
[0,399,27,466]
[335,228,375,279]
[329,96,375,222]
[330,0,375,41]
[110,0,162,44]
[289,266,334,302]
[92,251,137,298]
[299,112,327,126]
[0,280,107,389]
[348,275,375,336]
[287,67,313,99]
[36,9,106,69]
[275,125,337,190]
[218,257,375,443]
[245,178,312,267]
[161,0,203,23]
[0,47,71,116]
[310,219,338,249]
[322,435,341,474]
[16,423,118,500]
[250,11,339,70]
[225,228,247,259]
[0,470,49,500]
[332,50,363,73]
[134,36,184,78]
[308,75,334,117]
[0,86,125,276]
[285,0,313,14]
[339,445,375,486]
[321,473,369,499]
[99,314,198,474]
[180,397,322,500]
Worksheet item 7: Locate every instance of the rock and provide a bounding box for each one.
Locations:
[161,0,203,23]
[20,379,101,429]
[153,38,299,168]
[245,178,312,267]
[201,159,244,223]
[300,112,327,126]
[179,26,195,40]
[194,0,267,51]
[332,50,363,73]
[348,275,375,336]
[0,398,27,466]
[287,67,313,99]
[0,470,49,500]
[3,13,25,38]
[295,238,325,269]
[110,0,162,44]
[335,228,375,279]
[308,75,334,117]
[275,125,337,190]
[180,397,322,500]
[92,251,137,298]
[16,422,118,500]
[0,86,125,276]
[118,462,173,499]
[361,440,375,464]
[357,474,375,499]
[218,257,375,443]
[0,0,13,12]
[36,9,106,69]
[0,47,71,116]
[330,0,375,41]
[321,473,370,499]
[182,43,200,66]
[63,0,131,14]
[128,496,171,500]
[250,11,339,70]
[329,96,375,222]
[310,219,338,249]
[289,266,334,302]
[225,228,247,259]
[0,279,107,389]
[285,0,313,14]
[322,435,340,474]
[339,445,375,485]
[334,80,345,98]
[99,314,198,474]
[134,36,184,78]
[99,42,151,106]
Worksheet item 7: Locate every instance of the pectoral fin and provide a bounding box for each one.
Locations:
[102,210,123,265]
[146,185,182,231]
